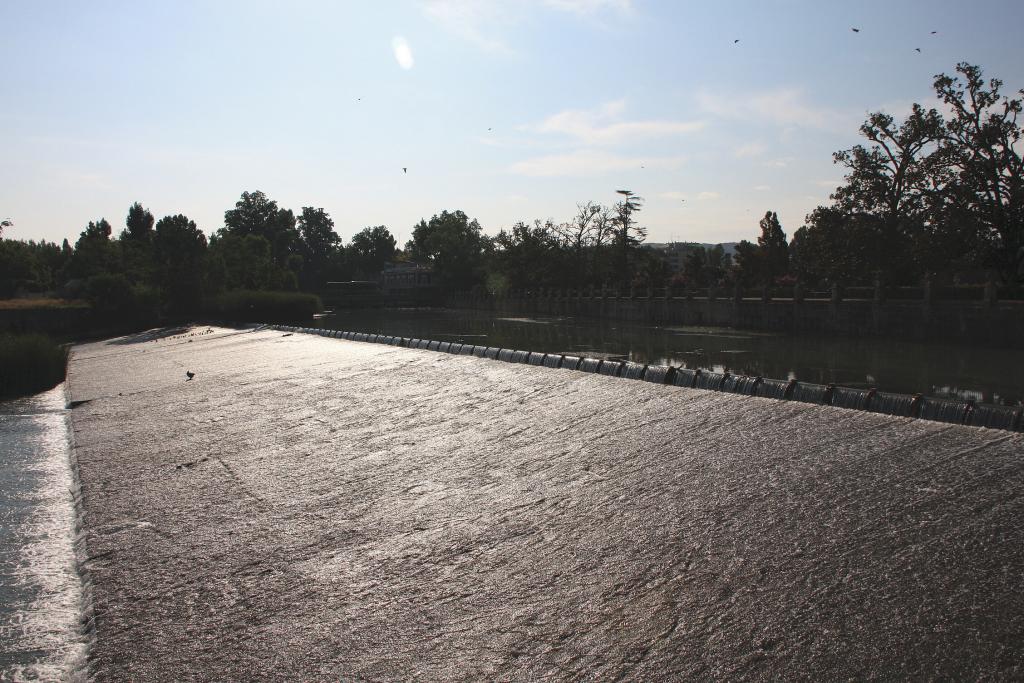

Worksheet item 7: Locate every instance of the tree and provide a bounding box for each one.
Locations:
[933,63,1024,281]
[120,202,157,286]
[612,190,646,287]
[732,240,761,287]
[789,207,888,285]
[124,202,155,241]
[756,211,789,284]
[0,239,58,296]
[0,219,11,237]
[223,191,298,266]
[407,210,488,289]
[208,233,277,291]
[831,105,944,279]
[349,225,396,279]
[551,201,616,284]
[153,214,207,313]
[81,218,112,241]
[66,218,119,280]
[297,207,340,289]
[680,244,730,288]
[490,220,560,291]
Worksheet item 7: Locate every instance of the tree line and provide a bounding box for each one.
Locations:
[0,191,406,318]
[2,62,1019,317]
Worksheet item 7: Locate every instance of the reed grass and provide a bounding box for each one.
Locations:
[0,333,69,399]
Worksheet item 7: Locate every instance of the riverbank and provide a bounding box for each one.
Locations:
[68,326,1024,680]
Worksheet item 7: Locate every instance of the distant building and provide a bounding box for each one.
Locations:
[380,262,435,294]
[321,280,382,309]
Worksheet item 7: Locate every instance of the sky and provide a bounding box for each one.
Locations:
[2,0,1023,248]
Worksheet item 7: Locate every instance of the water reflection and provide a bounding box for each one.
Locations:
[319,308,1023,405]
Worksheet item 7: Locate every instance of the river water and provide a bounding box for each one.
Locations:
[317,308,1024,405]
[0,386,86,681]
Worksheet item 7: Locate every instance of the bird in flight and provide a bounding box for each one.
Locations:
[402,167,407,174]
[733,39,740,43]
[185,371,195,381]
[930,30,937,34]
[851,27,860,32]
[915,47,921,52]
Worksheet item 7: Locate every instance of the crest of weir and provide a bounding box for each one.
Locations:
[870,391,917,417]
[278,325,1023,432]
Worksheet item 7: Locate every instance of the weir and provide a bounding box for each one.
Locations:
[65,326,1024,680]
[286,325,1023,430]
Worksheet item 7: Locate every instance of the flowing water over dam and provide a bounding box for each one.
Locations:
[60,326,1024,680]
[315,307,1024,405]
[0,387,86,681]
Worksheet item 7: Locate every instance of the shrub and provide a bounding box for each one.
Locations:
[86,273,159,327]
[203,290,322,323]
[0,333,69,399]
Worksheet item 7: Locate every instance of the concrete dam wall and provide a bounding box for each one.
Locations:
[67,326,1024,680]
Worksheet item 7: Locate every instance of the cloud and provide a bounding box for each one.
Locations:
[542,0,634,16]
[762,157,793,168]
[812,179,842,188]
[753,185,771,191]
[697,88,856,132]
[423,1,634,54]
[509,150,683,177]
[656,190,718,201]
[734,143,766,158]
[392,36,414,69]
[422,1,513,54]
[530,100,705,145]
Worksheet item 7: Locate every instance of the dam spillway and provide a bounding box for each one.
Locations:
[67,326,1024,680]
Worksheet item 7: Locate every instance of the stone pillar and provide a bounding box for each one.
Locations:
[793,281,804,303]
[629,285,635,299]
[873,273,885,304]
[922,274,932,308]
[831,282,842,304]
[708,285,717,302]
[761,284,771,302]
[733,282,742,303]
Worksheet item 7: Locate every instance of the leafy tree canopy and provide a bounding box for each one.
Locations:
[407,210,489,289]
[124,202,155,241]
[222,191,297,265]
[349,226,396,279]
